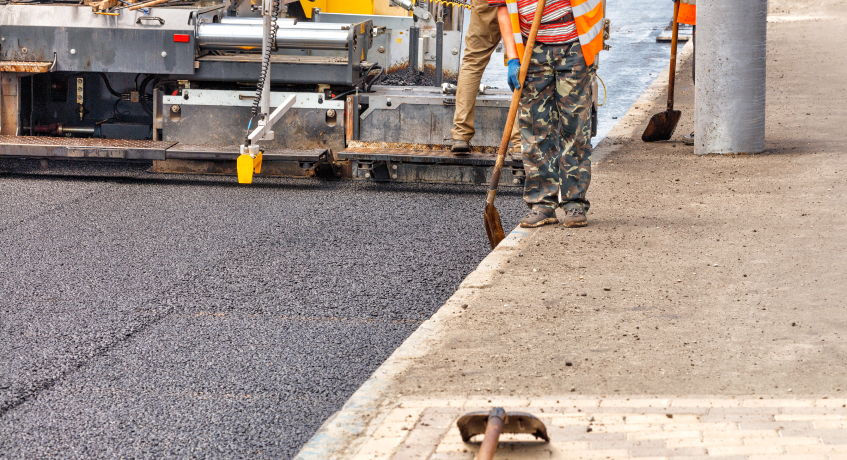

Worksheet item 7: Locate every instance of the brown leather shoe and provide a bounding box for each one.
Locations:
[561,208,588,227]
[520,209,558,228]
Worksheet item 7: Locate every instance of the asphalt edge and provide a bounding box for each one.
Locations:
[293,39,696,460]
[293,225,536,460]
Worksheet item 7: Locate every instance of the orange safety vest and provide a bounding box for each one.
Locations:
[506,0,605,67]
[571,0,606,66]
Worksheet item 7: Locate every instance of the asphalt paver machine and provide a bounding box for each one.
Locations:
[0,0,528,185]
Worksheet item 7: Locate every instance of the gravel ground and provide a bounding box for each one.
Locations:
[0,165,525,459]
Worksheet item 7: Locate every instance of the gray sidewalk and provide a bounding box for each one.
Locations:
[296,0,847,458]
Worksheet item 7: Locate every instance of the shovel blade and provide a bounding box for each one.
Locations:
[457,411,550,443]
[641,109,682,142]
[484,203,506,250]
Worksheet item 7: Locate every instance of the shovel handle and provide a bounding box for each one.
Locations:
[486,0,547,203]
[476,408,505,460]
[667,0,680,111]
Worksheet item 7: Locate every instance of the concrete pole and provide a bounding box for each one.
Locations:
[695,0,767,155]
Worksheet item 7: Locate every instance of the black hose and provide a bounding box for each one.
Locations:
[331,89,357,100]
[366,65,384,92]
[98,73,123,98]
[246,1,281,145]
[138,75,157,116]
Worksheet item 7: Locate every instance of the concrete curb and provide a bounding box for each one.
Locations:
[294,39,696,460]
[592,39,695,163]
[293,225,535,460]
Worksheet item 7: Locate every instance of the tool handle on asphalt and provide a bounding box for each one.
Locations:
[667,0,681,111]
[486,0,547,205]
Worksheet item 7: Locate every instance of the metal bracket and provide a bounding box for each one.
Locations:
[136,16,165,25]
[248,94,297,142]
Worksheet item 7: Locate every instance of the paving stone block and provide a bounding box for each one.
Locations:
[738,421,812,430]
[672,399,743,408]
[528,398,601,408]
[626,414,700,424]
[781,407,847,415]
[813,420,847,429]
[815,399,847,408]
[744,436,821,446]
[700,414,774,423]
[588,439,665,450]
[786,445,847,454]
[775,414,847,421]
[629,446,708,457]
[742,399,815,408]
[702,429,779,438]
[600,399,671,408]
[747,456,827,460]
[666,437,744,448]
[635,407,710,415]
[707,445,785,456]
[708,407,780,415]
[627,431,701,440]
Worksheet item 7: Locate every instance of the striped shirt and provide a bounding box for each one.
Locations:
[488,0,578,45]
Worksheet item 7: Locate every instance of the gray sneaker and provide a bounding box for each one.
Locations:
[451,139,470,154]
[520,209,558,228]
[561,208,588,228]
[682,132,694,145]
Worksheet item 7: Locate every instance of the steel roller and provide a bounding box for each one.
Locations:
[197,23,350,50]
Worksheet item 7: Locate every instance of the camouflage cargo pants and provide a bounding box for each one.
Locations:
[519,41,594,214]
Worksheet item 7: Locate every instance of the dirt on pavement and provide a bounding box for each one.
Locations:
[395,0,847,398]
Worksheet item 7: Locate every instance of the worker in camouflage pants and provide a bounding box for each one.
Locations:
[519,42,594,227]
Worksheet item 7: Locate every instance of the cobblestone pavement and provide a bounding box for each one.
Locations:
[357,397,847,460]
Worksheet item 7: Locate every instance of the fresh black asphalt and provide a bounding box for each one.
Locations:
[0,163,525,459]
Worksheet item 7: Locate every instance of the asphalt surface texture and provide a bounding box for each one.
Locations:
[0,162,525,459]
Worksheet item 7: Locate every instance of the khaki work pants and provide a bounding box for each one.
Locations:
[451,0,520,147]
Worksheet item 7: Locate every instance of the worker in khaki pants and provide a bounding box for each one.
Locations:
[450,0,520,154]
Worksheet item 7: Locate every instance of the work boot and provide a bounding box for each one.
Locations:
[561,208,588,228]
[451,139,470,154]
[520,209,558,228]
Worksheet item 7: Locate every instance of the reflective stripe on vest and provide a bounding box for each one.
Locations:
[571,0,604,66]
[506,0,525,61]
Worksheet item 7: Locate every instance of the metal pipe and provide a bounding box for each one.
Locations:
[219,17,348,29]
[409,26,419,72]
[197,23,350,50]
[695,0,766,154]
[220,16,295,25]
[435,20,443,86]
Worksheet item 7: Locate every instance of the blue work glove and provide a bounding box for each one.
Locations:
[507,58,521,91]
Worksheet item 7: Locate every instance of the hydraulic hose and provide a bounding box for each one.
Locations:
[246,0,281,145]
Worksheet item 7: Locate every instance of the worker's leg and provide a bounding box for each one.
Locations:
[509,115,521,152]
[520,43,561,215]
[450,0,502,143]
[553,42,594,214]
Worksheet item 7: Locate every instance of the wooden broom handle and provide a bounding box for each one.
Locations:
[486,0,547,202]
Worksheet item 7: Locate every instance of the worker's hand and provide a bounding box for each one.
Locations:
[507,59,521,92]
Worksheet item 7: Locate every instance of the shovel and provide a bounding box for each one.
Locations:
[457,408,550,460]
[484,0,547,250]
[642,0,682,142]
